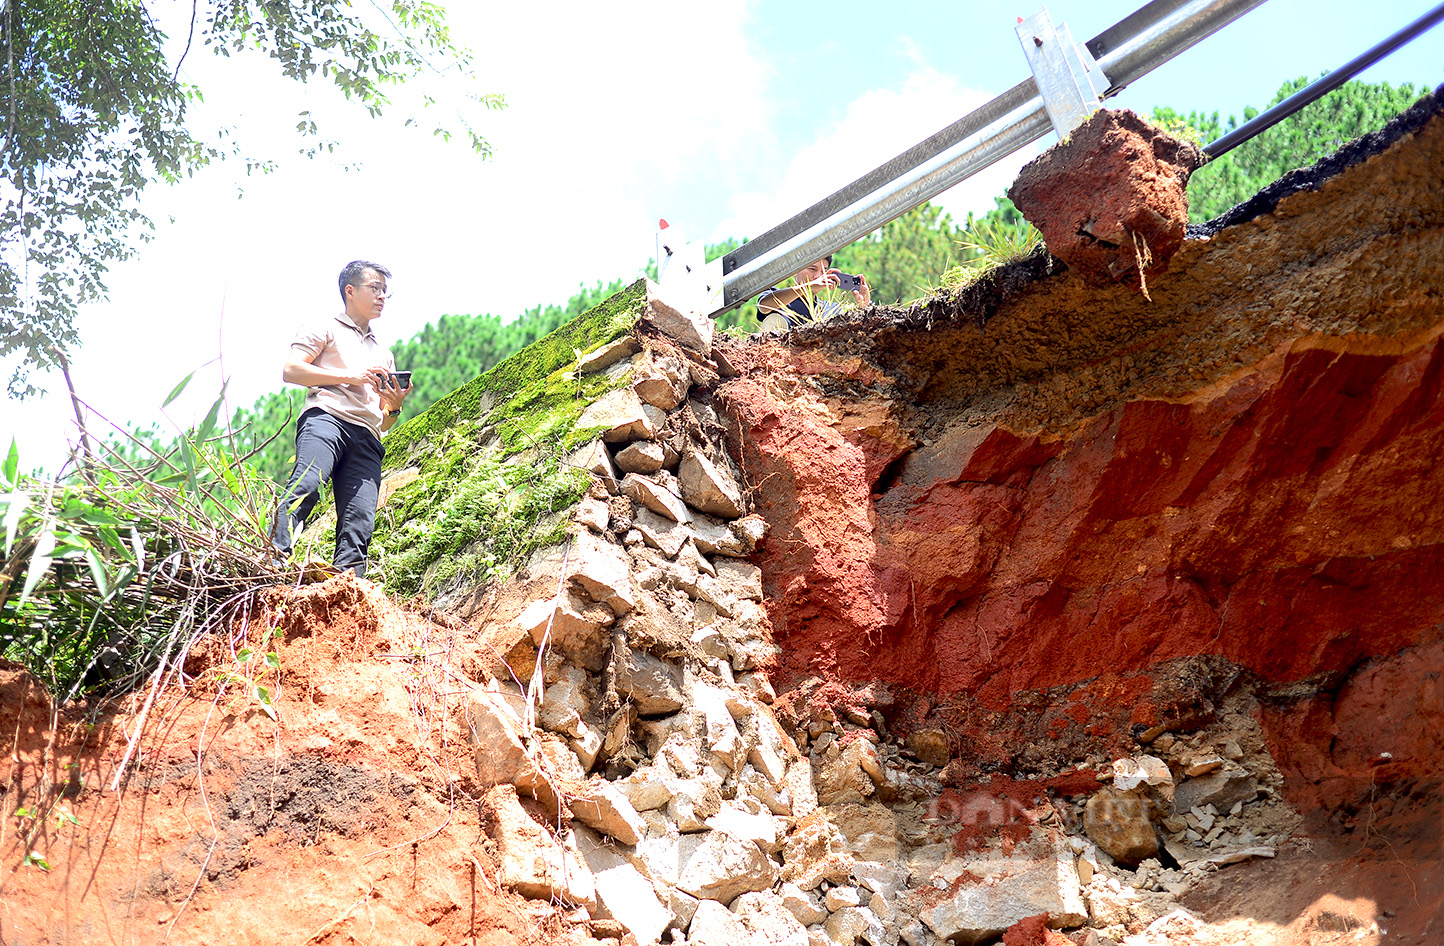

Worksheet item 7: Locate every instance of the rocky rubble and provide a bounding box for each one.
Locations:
[457,296,1308,946]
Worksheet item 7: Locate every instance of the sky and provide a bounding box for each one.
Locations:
[5,0,1442,473]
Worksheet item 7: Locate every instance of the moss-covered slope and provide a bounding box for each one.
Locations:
[371,280,648,599]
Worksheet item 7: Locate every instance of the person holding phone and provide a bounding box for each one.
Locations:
[756,254,872,331]
[269,260,413,577]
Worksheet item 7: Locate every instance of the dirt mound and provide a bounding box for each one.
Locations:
[0,576,591,946]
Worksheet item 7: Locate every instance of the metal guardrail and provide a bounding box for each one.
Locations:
[699,0,1441,317]
[710,0,1270,314]
[1205,1,1444,158]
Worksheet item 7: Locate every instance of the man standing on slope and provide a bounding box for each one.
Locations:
[269,260,411,577]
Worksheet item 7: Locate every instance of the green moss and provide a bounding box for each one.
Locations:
[370,280,649,600]
[382,279,648,467]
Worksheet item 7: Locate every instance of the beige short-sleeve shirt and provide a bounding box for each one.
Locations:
[290,313,395,441]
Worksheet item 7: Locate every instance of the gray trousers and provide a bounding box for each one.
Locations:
[270,408,385,577]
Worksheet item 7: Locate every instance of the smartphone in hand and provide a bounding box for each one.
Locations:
[835,273,863,292]
[390,370,412,389]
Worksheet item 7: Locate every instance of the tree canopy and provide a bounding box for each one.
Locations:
[1155,77,1423,222]
[0,0,499,394]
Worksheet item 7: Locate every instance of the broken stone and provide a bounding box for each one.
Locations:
[632,348,690,410]
[780,810,856,891]
[816,739,883,805]
[568,777,646,846]
[568,530,638,615]
[1172,771,1257,815]
[1222,739,1245,761]
[732,891,811,946]
[616,763,673,812]
[1112,755,1174,803]
[467,685,533,788]
[614,440,666,474]
[575,496,610,532]
[638,712,698,760]
[658,731,705,776]
[1007,109,1203,289]
[907,839,1086,945]
[535,663,591,737]
[785,758,821,820]
[571,439,619,493]
[824,906,885,946]
[692,512,766,557]
[852,860,909,901]
[738,670,777,704]
[517,592,614,671]
[632,824,683,887]
[616,649,685,715]
[668,776,724,832]
[867,891,892,923]
[643,287,714,356]
[622,472,691,523]
[577,336,641,374]
[824,803,899,864]
[679,451,746,519]
[677,829,779,904]
[691,624,730,660]
[825,886,862,911]
[714,559,764,602]
[1183,755,1225,778]
[580,387,663,443]
[750,713,797,785]
[707,801,784,854]
[668,887,701,931]
[514,732,586,815]
[689,900,751,946]
[570,723,603,772]
[906,729,951,768]
[631,505,692,557]
[1084,786,1159,867]
[484,785,596,907]
[570,825,670,946]
[739,764,793,816]
[781,882,829,927]
[693,680,746,770]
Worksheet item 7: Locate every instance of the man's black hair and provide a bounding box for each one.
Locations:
[338,260,393,301]
[824,254,834,266]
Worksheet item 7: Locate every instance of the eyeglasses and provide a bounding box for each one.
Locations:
[361,281,391,298]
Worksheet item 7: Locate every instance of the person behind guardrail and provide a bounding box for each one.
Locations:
[268,260,413,578]
[756,254,872,332]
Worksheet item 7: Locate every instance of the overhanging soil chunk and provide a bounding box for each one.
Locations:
[1008,108,1203,290]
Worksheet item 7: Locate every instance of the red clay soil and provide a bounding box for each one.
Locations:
[0,576,593,946]
[716,89,1444,939]
[1008,109,1203,288]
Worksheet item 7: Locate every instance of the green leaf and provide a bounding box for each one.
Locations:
[2,440,18,489]
[195,383,228,444]
[236,647,253,663]
[85,547,112,599]
[23,853,50,871]
[19,525,58,604]
[253,684,278,721]
[1,491,29,557]
[162,371,196,408]
[263,652,280,670]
